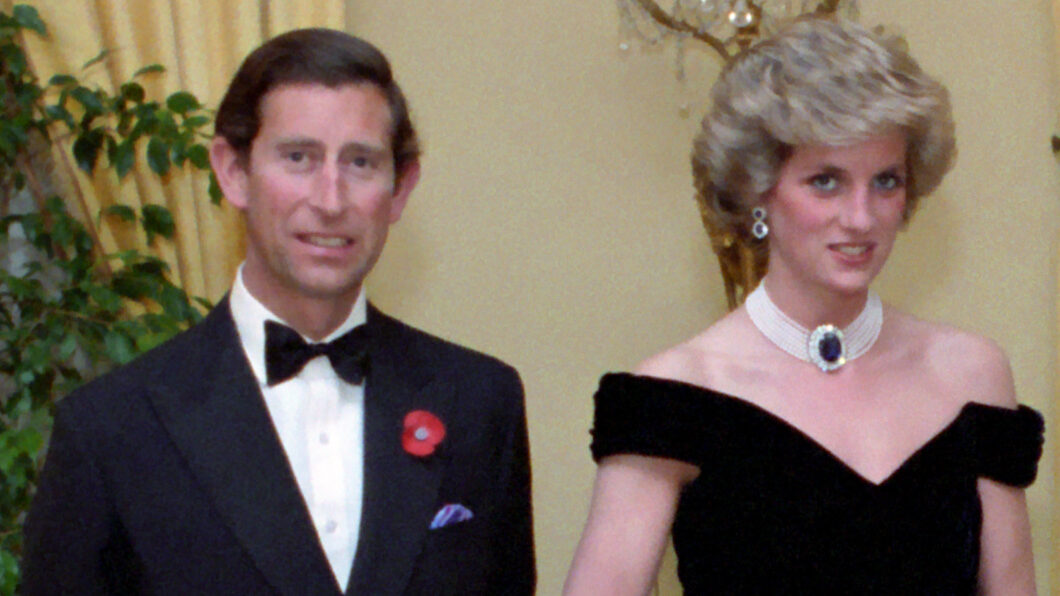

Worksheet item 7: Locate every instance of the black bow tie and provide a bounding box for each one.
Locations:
[264,321,370,386]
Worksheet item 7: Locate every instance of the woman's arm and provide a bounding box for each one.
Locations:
[563,454,698,596]
[978,478,1036,595]
[951,335,1037,595]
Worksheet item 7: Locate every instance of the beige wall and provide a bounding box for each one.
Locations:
[347,1,1058,593]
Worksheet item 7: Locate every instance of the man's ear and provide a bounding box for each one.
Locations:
[209,137,250,210]
[388,159,420,224]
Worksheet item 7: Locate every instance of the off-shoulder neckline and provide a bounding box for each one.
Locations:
[603,372,1030,488]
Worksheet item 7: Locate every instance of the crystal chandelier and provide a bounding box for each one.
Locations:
[617,0,859,63]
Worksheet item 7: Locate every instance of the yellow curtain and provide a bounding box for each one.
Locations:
[6,0,347,302]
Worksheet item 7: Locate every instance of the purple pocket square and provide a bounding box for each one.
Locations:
[429,503,474,530]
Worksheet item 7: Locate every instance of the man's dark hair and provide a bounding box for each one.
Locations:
[215,28,420,173]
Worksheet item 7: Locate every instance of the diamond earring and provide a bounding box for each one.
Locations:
[751,206,769,240]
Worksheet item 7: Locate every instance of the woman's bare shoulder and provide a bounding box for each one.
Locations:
[634,308,756,387]
[885,308,1017,409]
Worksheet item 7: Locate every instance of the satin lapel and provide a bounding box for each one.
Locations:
[348,306,450,595]
[146,300,341,595]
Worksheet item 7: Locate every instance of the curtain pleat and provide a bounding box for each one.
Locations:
[9,0,347,302]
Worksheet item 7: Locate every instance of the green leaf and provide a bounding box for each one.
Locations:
[44,103,74,127]
[208,173,223,204]
[184,115,211,129]
[17,369,35,385]
[16,80,42,108]
[157,284,191,320]
[86,284,122,314]
[74,226,94,255]
[13,4,47,35]
[133,63,165,77]
[117,107,134,135]
[2,42,28,78]
[14,428,43,455]
[112,139,135,178]
[0,127,15,157]
[0,545,20,594]
[102,204,136,223]
[0,215,17,237]
[156,110,178,138]
[132,256,169,276]
[48,73,77,87]
[51,211,74,247]
[170,141,186,166]
[133,330,172,353]
[105,134,118,163]
[57,333,79,360]
[166,91,199,114]
[103,330,135,364]
[186,144,209,169]
[107,249,140,265]
[81,48,110,70]
[111,271,152,300]
[146,137,170,176]
[72,129,105,172]
[44,195,66,214]
[141,204,175,242]
[16,212,43,245]
[120,81,145,103]
[70,86,104,114]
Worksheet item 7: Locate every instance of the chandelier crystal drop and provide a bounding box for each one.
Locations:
[617,0,859,61]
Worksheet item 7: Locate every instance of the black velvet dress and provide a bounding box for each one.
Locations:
[590,373,1044,595]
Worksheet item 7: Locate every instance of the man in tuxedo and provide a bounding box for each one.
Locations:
[22,28,535,595]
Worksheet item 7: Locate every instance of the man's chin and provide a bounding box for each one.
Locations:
[286,271,365,303]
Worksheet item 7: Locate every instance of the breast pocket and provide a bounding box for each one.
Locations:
[410,517,494,594]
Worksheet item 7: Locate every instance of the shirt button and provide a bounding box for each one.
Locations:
[319,433,329,445]
[325,520,338,533]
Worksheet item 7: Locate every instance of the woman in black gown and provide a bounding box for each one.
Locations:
[564,17,1043,595]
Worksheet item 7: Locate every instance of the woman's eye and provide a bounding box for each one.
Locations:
[809,174,838,192]
[874,173,904,191]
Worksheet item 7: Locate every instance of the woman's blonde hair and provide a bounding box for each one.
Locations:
[692,17,955,307]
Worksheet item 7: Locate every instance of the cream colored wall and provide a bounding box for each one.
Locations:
[347,1,1058,593]
[862,2,1058,593]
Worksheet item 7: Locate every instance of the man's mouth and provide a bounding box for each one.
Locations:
[300,234,353,248]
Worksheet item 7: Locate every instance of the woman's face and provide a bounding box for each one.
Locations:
[763,133,908,298]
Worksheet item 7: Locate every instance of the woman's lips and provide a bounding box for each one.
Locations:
[833,244,869,256]
[829,243,874,264]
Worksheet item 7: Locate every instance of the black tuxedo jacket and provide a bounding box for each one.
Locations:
[22,299,535,595]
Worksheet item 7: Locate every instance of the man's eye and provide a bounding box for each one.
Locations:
[352,156,370,168]
[809,174,838,192]
[287,151,305,163]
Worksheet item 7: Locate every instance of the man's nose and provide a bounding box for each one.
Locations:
[309,163,344,214]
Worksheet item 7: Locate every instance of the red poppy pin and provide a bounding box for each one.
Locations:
[402,410,446,457]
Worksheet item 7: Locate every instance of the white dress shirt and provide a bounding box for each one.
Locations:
[229,267,365,591]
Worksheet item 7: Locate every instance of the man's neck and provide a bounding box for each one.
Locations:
[241,273,361,341]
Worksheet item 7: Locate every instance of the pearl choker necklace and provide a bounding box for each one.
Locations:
[745,283,883,372]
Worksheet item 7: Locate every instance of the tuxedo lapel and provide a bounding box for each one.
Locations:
[348,305,450,594]
[146,299,341,595]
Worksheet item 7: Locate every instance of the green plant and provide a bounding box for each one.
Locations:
[0,6,218,593]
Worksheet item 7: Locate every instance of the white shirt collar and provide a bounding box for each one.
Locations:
[229,263,368,385]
